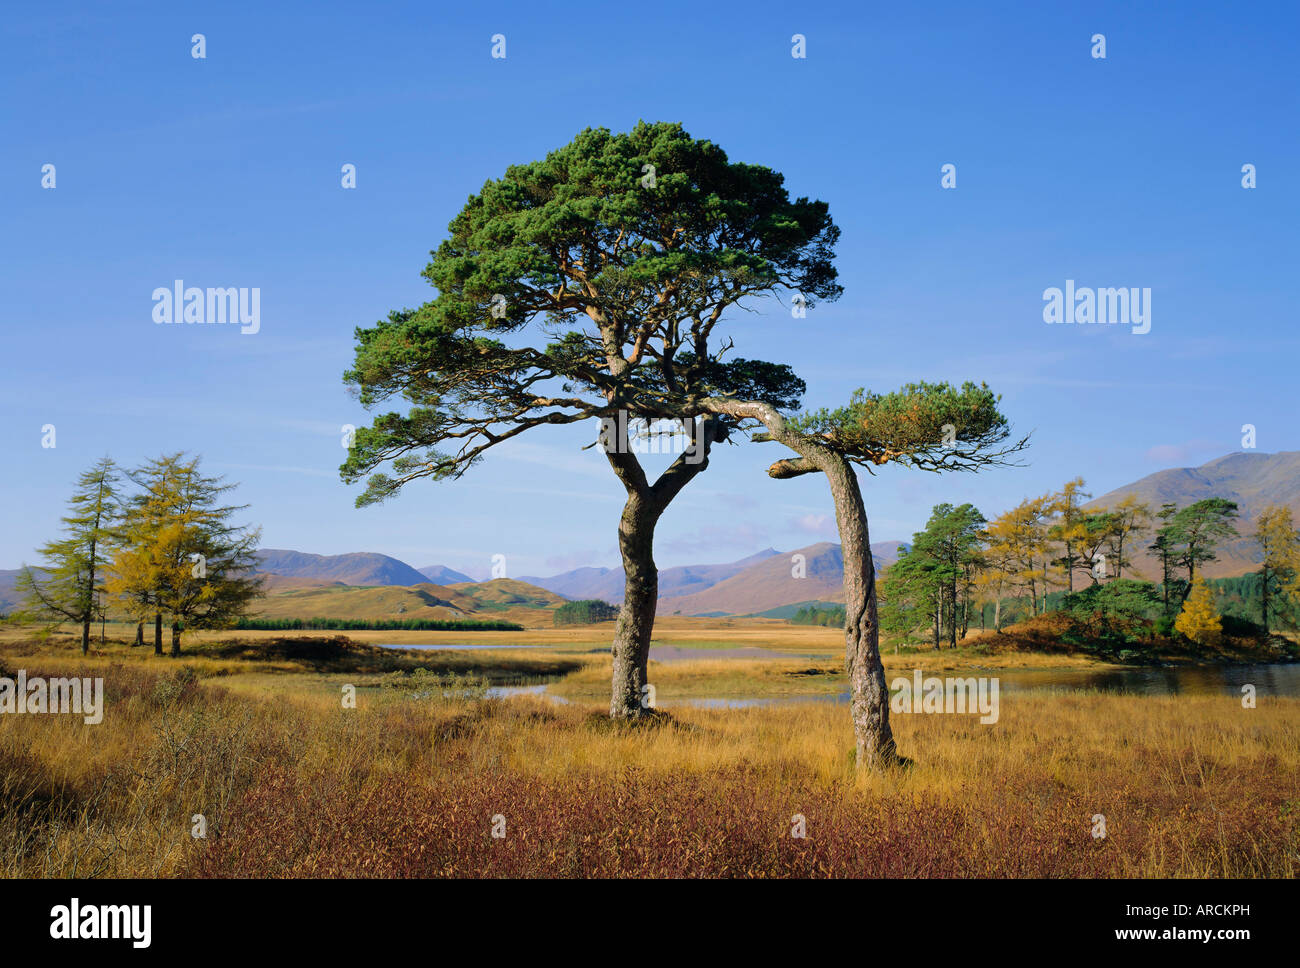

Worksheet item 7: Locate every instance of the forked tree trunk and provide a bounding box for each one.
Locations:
[606,416,717,719]
[610,492,661,717]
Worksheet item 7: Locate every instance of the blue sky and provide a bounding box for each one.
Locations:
[3,1,1297,579]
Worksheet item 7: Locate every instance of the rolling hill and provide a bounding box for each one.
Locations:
[249,578,566,627]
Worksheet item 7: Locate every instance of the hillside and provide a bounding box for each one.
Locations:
[254,549,429,586]
[1086,451,1300,578]
[658,541,904,616]
[250,578,566,628]
[0,568,20,614]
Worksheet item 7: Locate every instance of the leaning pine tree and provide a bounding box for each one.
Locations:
[17,456,121,655]
[341,122,840,718]
[696,382,1026,768]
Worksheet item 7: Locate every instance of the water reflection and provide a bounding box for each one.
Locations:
[485,663,1300,709]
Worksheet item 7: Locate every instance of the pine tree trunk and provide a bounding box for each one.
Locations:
[604,417,716,719]
[610,492,660,718]
[134,621,144,647]
[697,397,899,769]
[154,612,163,655]
[170,620,181,657]
[821,455,896,768]
[83,517,99,656]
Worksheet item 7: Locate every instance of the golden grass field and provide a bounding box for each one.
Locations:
[2,620,1297,877]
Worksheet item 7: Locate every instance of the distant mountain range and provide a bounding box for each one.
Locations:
[518,548,781,603]
[660,542,849,616]
[418,564,475,585]
[1086,451,1300,578]
[4,452,1298,617]
[243,541,903,618]
[0,568,21,616]
[254,549,429,586]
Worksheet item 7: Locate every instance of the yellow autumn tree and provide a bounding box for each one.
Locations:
[1047,478,1092,591]
[1255,505,1300,632]
[1104,494,1153,579]
[1174,578,1221,646]
[974,493,1064,625]
[108,453,263,657]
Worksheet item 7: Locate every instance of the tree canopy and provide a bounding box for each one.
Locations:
[340,121,841,505]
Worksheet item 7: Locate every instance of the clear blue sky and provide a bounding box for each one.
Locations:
[3,1,1297,579]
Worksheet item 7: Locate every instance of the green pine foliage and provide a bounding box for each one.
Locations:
[553,600,620,626]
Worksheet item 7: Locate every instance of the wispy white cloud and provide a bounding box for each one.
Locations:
[790,513,835,535]
[1143,439,1221,465]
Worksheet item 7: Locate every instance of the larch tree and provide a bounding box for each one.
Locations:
[1175,578,1222,647]
[110,454,262,656]
[1075,510,1117,586]
[695,381,1026,768]
[340,122,839,718]
[109,472,166,651]
[17,457,122,655]
[1254,505,1300,632]
[989,494,1054,618]
[111,455,185,654]
[1047,478,1091,591]
[1102,494,1152,580]
[973,524,1017,631]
